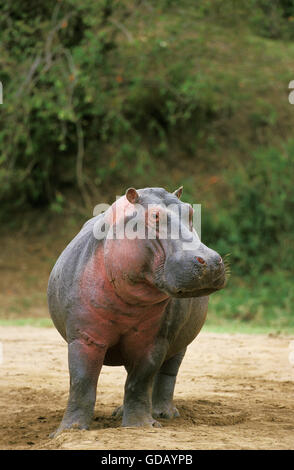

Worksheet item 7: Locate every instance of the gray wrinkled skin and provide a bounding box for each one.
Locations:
[48,187,226,436]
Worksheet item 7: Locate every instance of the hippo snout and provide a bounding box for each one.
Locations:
[160,245,226,298]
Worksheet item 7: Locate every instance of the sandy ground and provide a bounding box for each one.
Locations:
[1,326,294,450]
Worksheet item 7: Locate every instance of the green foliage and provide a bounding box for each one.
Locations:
[0,0,230,212]
[207,271,294,331]
[2,0,293,212]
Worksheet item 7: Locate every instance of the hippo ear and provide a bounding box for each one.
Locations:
[173,186,183,199]
[126,187,139,204]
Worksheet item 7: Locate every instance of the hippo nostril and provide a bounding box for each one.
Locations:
[195,256,206,265]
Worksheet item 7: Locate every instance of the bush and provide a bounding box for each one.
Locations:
[205,140,294,276]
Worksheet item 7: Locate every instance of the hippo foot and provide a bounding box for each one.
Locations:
[49,421,89,438]
[112,405,161,427]
[122,415,162,428]
[152,403,180,420]
[112,403,179,422]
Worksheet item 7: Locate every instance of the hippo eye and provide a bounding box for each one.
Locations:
[152,211,160,222]
[195,256,206,265]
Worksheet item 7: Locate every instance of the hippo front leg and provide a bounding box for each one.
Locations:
[152,348,186,419]
[51,338,106,437]
[122,339,169,428]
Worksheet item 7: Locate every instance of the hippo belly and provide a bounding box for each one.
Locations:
[102,296,209,366]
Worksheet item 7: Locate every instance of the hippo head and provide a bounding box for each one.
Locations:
[100,187,226,304]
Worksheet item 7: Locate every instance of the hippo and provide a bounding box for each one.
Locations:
[48,186,226,436]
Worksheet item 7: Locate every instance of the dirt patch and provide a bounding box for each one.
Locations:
[1,327,294,450]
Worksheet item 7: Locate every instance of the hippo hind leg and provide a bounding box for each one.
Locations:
[121,339,169,428]
[51,338,106,437]
[152,348,186,419]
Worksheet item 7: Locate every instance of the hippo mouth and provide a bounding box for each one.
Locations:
[165,286,223,298]
[159,275,227,298]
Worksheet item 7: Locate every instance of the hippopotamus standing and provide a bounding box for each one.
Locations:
[48,187,226,436]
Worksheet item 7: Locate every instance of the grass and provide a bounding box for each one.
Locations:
[204,322,294,335]
[0,318,53,328]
